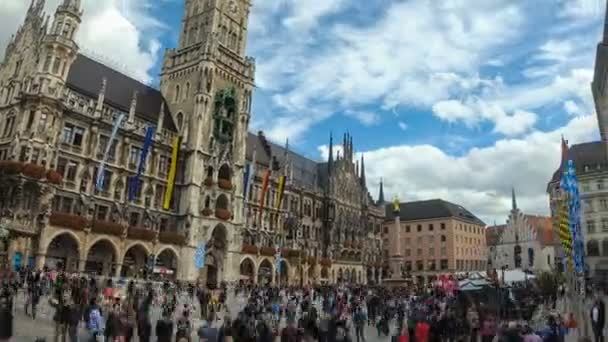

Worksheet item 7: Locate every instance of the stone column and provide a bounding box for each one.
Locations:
[35,253,46,270]
[114,264,122,278]
[78,259,86,273]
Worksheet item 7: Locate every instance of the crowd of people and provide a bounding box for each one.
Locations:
[0,267,603,342]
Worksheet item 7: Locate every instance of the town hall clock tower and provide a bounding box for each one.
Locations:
[159,0,255,283]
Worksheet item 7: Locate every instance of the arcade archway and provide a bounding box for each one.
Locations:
[121,244,149,278]
[278,260,289,285]
[240,258,255,283]
[85,239,118,276]
[45,232,80,272]
[204,224,227,288]
[156,248,179,279]
[258,259,273,285]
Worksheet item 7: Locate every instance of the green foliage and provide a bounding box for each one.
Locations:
[213,87,238,143]
[536,271,562,299]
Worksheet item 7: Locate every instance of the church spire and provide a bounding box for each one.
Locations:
[378,178,385,204]
[328,132,334,175]
[604,0,608,44]
[360,154,366,187]
[512,187,518,211]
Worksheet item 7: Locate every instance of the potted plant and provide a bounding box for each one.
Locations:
[215,208,232,221]
[218,179,233,190]
[49,212,88,230]
[46,170,63,184]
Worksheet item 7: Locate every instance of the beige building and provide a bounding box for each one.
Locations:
[545,11,608,282]
[384,199,487,284]
[0,0,384,285]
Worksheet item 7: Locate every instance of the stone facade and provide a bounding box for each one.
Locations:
[489,190,557,273]
[0,0,384,285]
[383,199,486,285]
[237,132,385,286]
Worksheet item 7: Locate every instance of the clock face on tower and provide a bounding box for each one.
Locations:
[228,0,238,14]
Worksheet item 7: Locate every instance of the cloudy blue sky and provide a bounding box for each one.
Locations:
[1,0,605,224]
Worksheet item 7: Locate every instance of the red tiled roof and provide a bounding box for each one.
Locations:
[486,225,506,246]
[524,215,556,246]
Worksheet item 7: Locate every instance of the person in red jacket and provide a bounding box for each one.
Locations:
[415,320,431,342]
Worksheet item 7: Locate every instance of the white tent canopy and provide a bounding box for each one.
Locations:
[501,269,535,284]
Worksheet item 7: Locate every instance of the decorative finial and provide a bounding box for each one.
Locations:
[393,196,400,213]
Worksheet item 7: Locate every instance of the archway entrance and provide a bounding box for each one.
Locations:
[155,248,178,280]
[45,233,80,272]
[240,258,255,283]
[258,259,273,285]
[204,224,227,289]
[308,265,316,285]
[278,260,289,285]
[121,244,149,278]
[85,240,117,276]
[321,267,329,280]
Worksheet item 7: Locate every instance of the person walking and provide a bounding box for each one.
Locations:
[353,306,367,342]
[155,310,174,342]
[591,296,606,342]
[0,284,13,342]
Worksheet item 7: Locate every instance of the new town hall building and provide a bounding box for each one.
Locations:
[0,0,385,285]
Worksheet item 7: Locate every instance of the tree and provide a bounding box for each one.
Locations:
[536,271,562,300]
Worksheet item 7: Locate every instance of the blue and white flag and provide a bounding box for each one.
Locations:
[243,149,256,200]
[195,243,206,269]
[565,160,585,274]
[275,248,282,276]
[129,125,156,201]
[96,112,125,191]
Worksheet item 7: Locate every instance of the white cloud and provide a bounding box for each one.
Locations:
[493,110,538,136]
[398,121,408,131]
[0,0,166,84]
[432,99,538,136]
[318,144,345,161]
[250,0,525,139]
[344,110,380,126]
[564,100,584,116]
[363,114,599,224]
[432,100,476,126]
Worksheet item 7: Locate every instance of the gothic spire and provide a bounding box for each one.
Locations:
[328,132,334,175]
[512,187,518,211]
[378,178,385,204]
[360,154,366,187]
[604,0,608,44]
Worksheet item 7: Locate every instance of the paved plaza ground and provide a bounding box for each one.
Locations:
[11,290,398,341]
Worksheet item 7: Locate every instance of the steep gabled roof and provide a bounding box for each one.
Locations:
[525,215,557,247]
[385,199,485,226]
[245,132,320,190]
[66,54,176,132]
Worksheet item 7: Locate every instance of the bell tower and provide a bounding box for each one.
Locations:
[160,0,255,281]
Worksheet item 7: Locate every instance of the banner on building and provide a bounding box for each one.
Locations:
[96,112,125,191]
[163,136,182,210]
[129,125,156,201]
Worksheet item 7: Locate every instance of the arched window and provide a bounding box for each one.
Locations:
[184,82,190,99]
[588,240,600,256]
[176,112,184,131]
[215,194,228,210]
[218,164,231,181]
[174,85,181,103]
[204,196,211,209]
[206,166,213,180]
[527,247,534,267]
